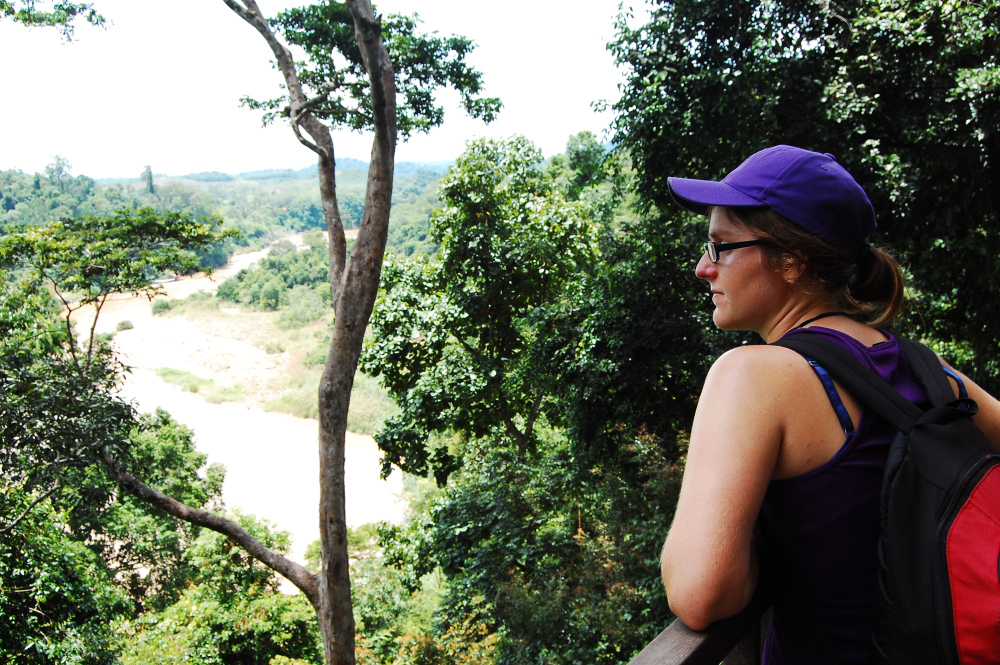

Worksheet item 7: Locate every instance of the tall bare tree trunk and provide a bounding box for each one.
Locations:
[316,4,396,662]
[222,2,396,663]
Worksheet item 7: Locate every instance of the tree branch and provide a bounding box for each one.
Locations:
[452,332,484,363]
[283,102,370,129]
[299,80,343,115]
[290,114,325,158]
[220,0,253,22]
[449,331,530,450]
[85,291,108,367]
[223,0,348,304]
[99,446,320,607]
[0,482,59,536]
[524,388,545,441]
[223,0,331,163]
[497,392,529,457]
[38,268,83,372]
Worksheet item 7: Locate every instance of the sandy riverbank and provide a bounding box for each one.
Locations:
[72,241,404,567]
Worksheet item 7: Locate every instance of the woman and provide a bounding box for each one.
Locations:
[659,145,1000,663]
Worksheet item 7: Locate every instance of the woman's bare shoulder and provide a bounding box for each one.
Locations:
[709,343,812,384]
[700,344,818,425]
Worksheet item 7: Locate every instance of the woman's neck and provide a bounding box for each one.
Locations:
[761,302,844,343]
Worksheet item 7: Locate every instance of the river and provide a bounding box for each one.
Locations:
[75,240,404,570]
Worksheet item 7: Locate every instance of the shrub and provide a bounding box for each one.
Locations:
[183,290,217,307]
[260,277,284,311]
[269,238,296,257]
[304,339,330,367]
[119,514,323,665]
[116,319,134,331]
[151,299,173,315]
[216,277,240,303]
[277,285,327,329]
[155,368,243,403]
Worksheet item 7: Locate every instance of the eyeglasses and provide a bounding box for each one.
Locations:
[702,239,773,263]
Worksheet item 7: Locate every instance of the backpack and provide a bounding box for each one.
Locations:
[773,333,1000,665]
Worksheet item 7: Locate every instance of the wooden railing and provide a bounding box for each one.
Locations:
[627,586,771,665]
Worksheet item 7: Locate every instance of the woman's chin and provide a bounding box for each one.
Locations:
[712,310,743,331]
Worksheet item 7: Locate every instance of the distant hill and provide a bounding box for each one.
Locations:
[92,159,454,185]
[10,158,449,258]
[179,159,452,183]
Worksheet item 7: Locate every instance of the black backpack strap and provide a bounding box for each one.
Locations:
[773,333,922,433]
[897,338,956,408]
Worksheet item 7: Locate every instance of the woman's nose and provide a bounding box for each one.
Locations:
[695,252,715,280]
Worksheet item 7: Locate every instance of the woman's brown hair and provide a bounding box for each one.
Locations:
[724,206,905,327]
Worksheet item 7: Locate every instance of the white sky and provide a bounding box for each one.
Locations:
[0,0,642,179]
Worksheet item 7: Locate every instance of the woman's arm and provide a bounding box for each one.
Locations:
[661,346,799,630]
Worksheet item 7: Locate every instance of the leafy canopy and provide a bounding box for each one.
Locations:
[245,1,501,137]
[363,131,721,663]
[119,513,323,665]
[362,136,599,481]
[1,208,233,532]
[0,207,235,309]
[609,0,1000,393]
[0,490,129,665]
[0,0,104,39]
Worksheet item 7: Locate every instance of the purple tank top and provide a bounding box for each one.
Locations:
[760,328,930,665]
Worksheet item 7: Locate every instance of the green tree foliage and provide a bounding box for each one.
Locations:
[361,133,709,663]
[561,223,728,455]
[63,410,226,611]
[0,307,226,659]
[247,3,500,137]
[0,164,130,230]
[141,165,154,195]
[0,0,104,39]
[609,0,1000,393]
[386,168,445,257]
[0,205,232,452]
[0,161,443,265]
[0,279,135,512]
[0,410,227,663]
[1,163,238,269]
[43,155,72,192]
[362,136,599,481]
[546,130,608,201]
[0,196,345,662]
[119,514,323,665]
[0,492,129,665]
[0,277,307,660]
[350,546,425,663]
[381,430,681,665]
[0,212,238,658]
[217,235,331,312]
[0,207,234,360]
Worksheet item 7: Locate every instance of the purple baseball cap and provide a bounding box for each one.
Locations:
[667,145,876,260]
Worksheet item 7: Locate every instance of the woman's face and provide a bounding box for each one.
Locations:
[695,207,790,334]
